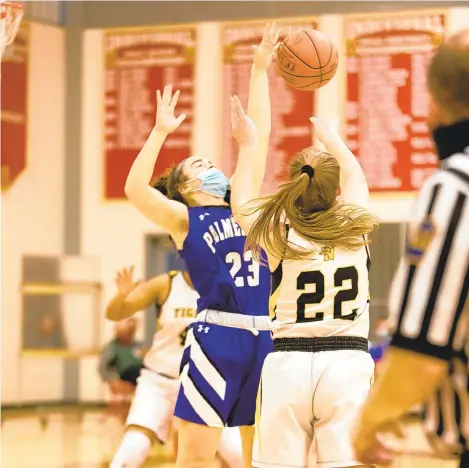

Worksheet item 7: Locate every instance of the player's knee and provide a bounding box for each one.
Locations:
[176,452,215,468]
[176,421,222,468]
[217,428,243,468]
[110,430,152,468]
[176,442,218,468]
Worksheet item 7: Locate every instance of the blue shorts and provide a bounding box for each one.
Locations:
[175,322,272,427]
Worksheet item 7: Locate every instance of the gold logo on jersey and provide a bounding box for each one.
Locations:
[319,246,335,261]
[406,216,435,265]
[174,308,197,319]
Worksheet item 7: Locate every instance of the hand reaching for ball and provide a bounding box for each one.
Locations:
[253,22,280,70]
[309,116,340,143]
[231,95,258,147]
[155,85,186,134]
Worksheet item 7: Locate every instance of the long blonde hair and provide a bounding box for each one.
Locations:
[244,147,379,263]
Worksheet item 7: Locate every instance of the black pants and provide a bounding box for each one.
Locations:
[119,363,144,386]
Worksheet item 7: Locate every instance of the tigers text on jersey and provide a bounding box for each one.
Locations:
[143,272,199,378]
[178,206,271,317]
[270,227,370,339]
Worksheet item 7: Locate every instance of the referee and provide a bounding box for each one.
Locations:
[354,30,469,467]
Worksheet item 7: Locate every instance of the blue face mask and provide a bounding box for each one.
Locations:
[188,167,230,199]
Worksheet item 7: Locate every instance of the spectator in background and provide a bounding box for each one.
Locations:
[98,317,146,396]
[37,312,67,349]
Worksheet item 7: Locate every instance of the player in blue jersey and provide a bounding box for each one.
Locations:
[124,23,279,468]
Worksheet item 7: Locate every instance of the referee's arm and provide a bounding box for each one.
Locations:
[357,172,469,435]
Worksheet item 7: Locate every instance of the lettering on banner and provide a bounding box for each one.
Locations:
[345,14,444,192]
[103,27,196,199]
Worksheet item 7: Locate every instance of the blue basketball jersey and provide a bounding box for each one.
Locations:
[178,206,270,317]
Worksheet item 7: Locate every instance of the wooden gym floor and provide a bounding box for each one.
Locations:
[0,405,459,468]
[1,405,176,468]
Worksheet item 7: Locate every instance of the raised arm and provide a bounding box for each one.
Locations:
[105,266,170,321]
[230,23,279,234]
[310,117,369,208]
[125,85,188,236]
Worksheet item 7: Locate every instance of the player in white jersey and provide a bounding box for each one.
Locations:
[230,92,379,468]
[106,266,242,468]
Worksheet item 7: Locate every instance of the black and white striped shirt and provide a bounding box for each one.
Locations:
[389,147,469,456]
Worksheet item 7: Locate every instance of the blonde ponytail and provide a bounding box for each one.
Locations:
[244,148,378,264]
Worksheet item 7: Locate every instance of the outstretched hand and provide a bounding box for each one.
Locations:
[231,95,258,147]
[155,84,186,134]
[309,116,340,143]
[115,266,142,297]
[253,22,281,70]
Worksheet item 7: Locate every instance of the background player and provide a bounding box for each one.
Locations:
[99,317,145,395]
[230,91,378,467]
[106,266,243,468]
[353,30,469,468]
[123,24,279,468]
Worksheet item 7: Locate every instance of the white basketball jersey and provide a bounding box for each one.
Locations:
[144,272,199,378]
[270,227,370,339]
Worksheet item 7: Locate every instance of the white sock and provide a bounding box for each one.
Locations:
[217,427,243,468]
[109,430,152,468]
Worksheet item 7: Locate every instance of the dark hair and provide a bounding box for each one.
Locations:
[152,160,231,206]
[427,30,469,120]
[152,160,187,204]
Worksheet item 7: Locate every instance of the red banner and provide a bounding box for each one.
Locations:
[1,22,29,191]
[222,19,317,195]
[345,13,446,193]
[104,26,196,199]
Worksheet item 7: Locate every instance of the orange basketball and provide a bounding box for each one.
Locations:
[276,29,339,91]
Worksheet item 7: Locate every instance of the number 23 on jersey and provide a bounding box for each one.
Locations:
[225,250,260,287]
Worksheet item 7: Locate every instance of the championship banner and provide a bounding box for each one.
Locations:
[344,12,446,193]
[222,18,317,195]
[104,25,196,200]
[1,21,29,192]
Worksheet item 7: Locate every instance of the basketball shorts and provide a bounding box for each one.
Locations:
[119,363,144,386]
[253,348,375,468]
[126,368,179,444]
[174,323,272,428]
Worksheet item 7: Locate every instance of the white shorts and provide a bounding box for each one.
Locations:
[126,368,180,444]
[253,349,374,468]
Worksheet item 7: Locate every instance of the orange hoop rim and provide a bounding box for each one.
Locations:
[1,0,23,56]
[1,1,23,18]
[1,1,23,8]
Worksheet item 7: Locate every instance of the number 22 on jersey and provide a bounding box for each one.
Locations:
[296,266,359,322]
[225,250,260,287]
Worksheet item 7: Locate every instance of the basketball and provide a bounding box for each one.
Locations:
[276,29,339,91]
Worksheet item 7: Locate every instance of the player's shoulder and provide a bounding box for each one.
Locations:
[168,270,179,279]
[151,271,177,282]
[188,205,232,223]
[147,272,175,298]
[149,271,179,306]
[189,205,232,213]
